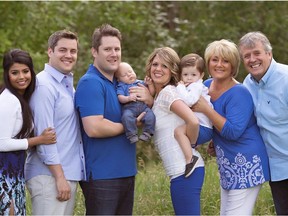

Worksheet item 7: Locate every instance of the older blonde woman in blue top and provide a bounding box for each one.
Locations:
[193,39,270,215]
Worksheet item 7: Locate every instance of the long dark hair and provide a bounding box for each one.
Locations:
[0,49,36,138]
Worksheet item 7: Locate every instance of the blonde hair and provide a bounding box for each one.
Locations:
[145,47,180,86]
[204,39,240,78]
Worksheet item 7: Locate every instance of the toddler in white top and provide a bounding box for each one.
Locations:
[175,53,213,177]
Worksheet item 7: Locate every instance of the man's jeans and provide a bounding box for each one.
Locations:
[80,176,135,215]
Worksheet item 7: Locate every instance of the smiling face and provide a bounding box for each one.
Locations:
[48,38,78,74]
[208,55,233,81]
[8,63,32,95]
[92,36,121,80]
[150,54,172,91]
[239,41,272,81]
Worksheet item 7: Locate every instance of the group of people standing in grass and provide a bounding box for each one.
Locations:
[1,23,288,216]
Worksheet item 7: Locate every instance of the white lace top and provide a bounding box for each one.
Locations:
[152,85,204,179]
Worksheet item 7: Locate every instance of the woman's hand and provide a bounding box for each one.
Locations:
[40,127,57,144]
[28,127,56,148]
[192,96,210,113]
[129,83,154,107]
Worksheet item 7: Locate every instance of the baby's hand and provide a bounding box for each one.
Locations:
[177,80,184,86]
[185,82,192,87]
[144,76,153,85]
[129,94,137,102]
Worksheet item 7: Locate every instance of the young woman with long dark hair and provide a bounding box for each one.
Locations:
[0,49,56,215]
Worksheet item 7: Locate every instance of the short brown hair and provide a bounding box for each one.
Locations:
[180,53,205,75]
[48,30,78,51]
[92,24,122,51]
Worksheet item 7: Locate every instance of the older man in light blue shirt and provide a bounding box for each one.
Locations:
[25,30,85,215]
[239,31,288,215]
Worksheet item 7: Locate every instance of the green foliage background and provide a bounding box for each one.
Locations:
[1,0,286,170]
[1,1,288,84]
[1,3,280,213]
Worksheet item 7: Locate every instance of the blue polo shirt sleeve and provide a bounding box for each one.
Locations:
[75,75,105,117]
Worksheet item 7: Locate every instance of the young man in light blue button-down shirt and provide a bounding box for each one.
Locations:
[239,31,288,215]
[25,30,86,215]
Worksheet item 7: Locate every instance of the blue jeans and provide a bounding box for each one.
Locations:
[80,176,135,215]
[170,167,205,215]
[269,179,288,215]
[122,101,155,137]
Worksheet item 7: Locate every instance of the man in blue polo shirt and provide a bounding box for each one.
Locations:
[75,24,152,215]
[239,31,288,215]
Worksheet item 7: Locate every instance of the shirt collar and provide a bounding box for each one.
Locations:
[44,63,73,83]
[88,64,117,85]
[250,58,276,86]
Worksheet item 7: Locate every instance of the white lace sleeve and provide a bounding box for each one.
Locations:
[156,85,182,112]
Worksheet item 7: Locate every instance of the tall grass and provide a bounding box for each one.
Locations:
[26,145,275,215]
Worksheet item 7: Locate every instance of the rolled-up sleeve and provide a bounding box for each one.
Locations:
[30,84,60,165]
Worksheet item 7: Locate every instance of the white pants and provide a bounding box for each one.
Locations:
[220,185,262,215]
[26,175,77,215]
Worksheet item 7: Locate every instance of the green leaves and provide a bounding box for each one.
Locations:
[1,2,288,82]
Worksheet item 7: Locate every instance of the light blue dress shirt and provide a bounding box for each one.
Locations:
[243,59,288,181]
[25,64,85,181]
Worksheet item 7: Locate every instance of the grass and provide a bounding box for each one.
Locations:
[26,145,276,215]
